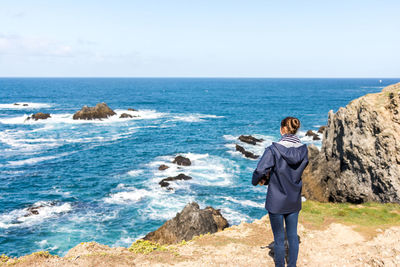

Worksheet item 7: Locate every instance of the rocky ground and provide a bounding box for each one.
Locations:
[2,213,399,267]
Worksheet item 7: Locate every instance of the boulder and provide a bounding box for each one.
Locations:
[23,103,28,106]
[119,113,133,118]
[158,164,169,171]
[159,173,192,189]
[143,202,229,244]
[235,144,259,159]
[72,103,116,120]
[172,155,191,166]
[302,83,400,203]
[26,112,51,121]
[238,135,264,145]
[14,103,19,105]
[128,108,138,111]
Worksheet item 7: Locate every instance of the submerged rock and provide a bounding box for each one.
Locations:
[119,113,133,118]
[143,202,229,244]
[127,108,138,111]
[158,164,169,171]
[73,103,116,120]
[26,112,51,121]
[302,83,400,203]
[235,144,259,159]
[238,135,264,145]
[23,103,28,106]
[159,173,192,189]
[25,201,56,217]
[172,155,191,166]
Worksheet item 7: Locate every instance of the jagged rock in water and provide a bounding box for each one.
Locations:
[143,202,229,244]
[26,112,51,121]
[119,113,133,118]
[238,135,264,145]
[127,108,138,111]
[25,201,56,217]
[305,130,320,140]
[302,83,400,203]
[23,104,28,106]
[172,155,191,166]
[235,144,259,159]
[73,103,116,120]
[14,103,19,105]
[158,164,169,171]
[318,126,327,133]
[159,173,192,189]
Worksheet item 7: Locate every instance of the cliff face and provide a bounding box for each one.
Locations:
[303,83,400,203]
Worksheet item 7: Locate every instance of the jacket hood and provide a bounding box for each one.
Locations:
[272,142,308,165]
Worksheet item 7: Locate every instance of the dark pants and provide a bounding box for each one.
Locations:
[268,211,299,267]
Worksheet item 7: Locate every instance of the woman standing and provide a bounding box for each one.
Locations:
[252,117,309,267]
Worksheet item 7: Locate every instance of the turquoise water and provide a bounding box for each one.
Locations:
[0,78,397,257]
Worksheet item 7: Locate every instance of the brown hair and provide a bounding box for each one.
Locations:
[281,116,301,134]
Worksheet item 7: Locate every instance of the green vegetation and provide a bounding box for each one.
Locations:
[300,200,400,234]
[0,254,10,263]
[129,240,168,254]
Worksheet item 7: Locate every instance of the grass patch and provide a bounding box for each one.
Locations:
[300,200,400,235]
[129,240,168,254]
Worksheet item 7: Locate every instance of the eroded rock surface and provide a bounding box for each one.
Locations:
[143,202,229,244]
[302,83,400,203]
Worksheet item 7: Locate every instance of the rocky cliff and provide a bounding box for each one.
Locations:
[302,83,400,203]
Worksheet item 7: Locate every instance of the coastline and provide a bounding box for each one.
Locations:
[1,200,400,266]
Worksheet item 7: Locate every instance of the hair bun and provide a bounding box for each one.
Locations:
[281,116,301,134]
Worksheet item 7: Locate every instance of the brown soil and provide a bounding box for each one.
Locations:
[2,215,400,267]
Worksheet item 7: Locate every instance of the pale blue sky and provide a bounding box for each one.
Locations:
[0,1,399,77]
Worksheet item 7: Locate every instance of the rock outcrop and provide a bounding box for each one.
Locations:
[159,173,192,189]
[302,83,400,203]
[26,112,51,121]
[143,202,229,244]
[305,130,320,140]
[236,144,259,159]
[158,164,169,171]
[238,135,264,145]
[73,103,116,120]
[119,113,133,118]
[172,156,191,166]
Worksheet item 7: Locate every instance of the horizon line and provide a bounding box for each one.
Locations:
[0,76,399,79]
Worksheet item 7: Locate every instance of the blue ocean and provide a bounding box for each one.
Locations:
[0,78,397,257]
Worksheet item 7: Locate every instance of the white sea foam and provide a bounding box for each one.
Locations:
[7,152,72,166]
[222,196,264,208]
[0,201,72,229]
[0,102,52,109]
[223,134,274,159]
[168,113,224,123]
[127,170,144,177]
[104,188,156,204]
[149,152,239,187]
[219,207,251,224]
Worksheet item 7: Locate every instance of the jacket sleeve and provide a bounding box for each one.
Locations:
[252,147,275,186]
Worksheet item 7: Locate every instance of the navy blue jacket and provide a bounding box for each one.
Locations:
[252,140,308,214]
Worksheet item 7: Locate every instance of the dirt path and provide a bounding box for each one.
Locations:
[3,215,400,267]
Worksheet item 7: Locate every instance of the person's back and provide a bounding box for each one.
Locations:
[252,117,308,267]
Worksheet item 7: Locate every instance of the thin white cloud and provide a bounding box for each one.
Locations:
[0,33,74,58]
